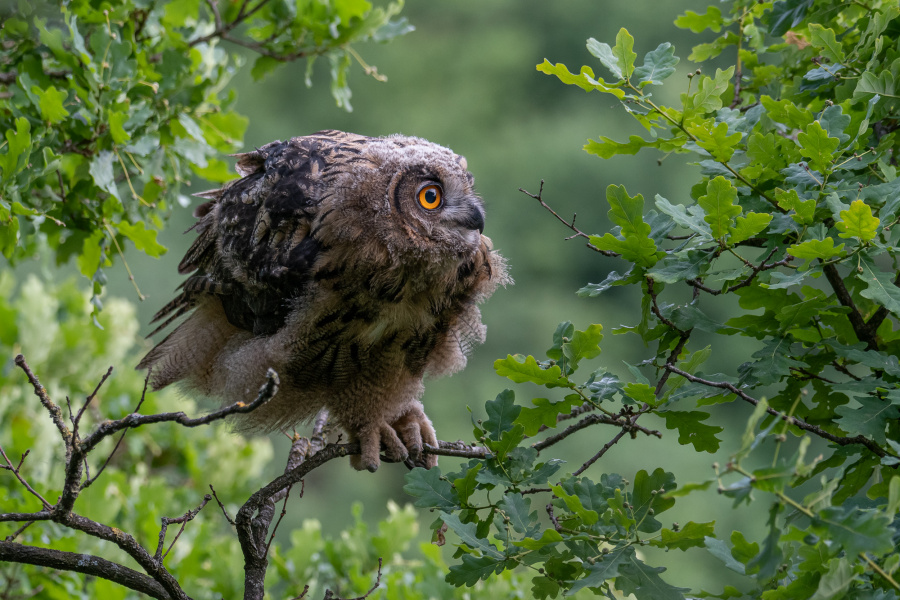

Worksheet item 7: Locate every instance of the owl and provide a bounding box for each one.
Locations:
[138,130,509,472]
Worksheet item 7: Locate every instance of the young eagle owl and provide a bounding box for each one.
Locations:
[138,130,509,472]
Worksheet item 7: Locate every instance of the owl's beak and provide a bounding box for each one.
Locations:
[459,206,485,234]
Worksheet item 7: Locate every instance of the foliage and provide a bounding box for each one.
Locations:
[0,277,541,599]
[0,0,410,322]
[406,1,900,598]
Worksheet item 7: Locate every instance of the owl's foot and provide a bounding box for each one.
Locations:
[349,404,438,472]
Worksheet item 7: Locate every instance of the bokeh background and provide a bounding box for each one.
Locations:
[84,0,768,592]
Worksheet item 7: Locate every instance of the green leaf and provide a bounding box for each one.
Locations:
[807,24,845,64]
[769,0,815,36]
[568,543,630,595]
[836,200,879,241]
[613,28,637,80]
[515,529,562,550]
[835,395,900,445]
[494,355,567,387]
[689,121,742,162]
[698,176,741,239]
[591,233,661,267]
[655,195,712,239]
[616,554,689,600]
[447,553,511,587]
[586,38,623,80]
[648,250,709,284]
[34,85,70,124]
[483,389,521,441]
[798,120,840,173]
[536,60,626,98]
[77,230,106,278]
[854,70,895,99]
[440,512,505,558]
[730,212,772,244]
[108,111,131,144]
[683,67,734,117]
[550,484,599,525]
[632,468,676,533]
[563,323,603,368]
[497,493,537,536]
[674,6,724,33]
[251,55,281,81]
[787,238,845,260]
[606,184,650,238]
[515,396,581,436]
[814,505,895,557]
[116,221,167,258]
[650,521,716,551]
[89,151,121,201]
[0,117,32,181]
[584,135,657,159]
[633,42,679,87]
[578,268,635,297]
[775,188,816,225]
[624,382,657,406]
[857,256,900,316]
[403,467,458,510]
[453,464,481,505]
[705,537,748,574]
[660,411,723,453]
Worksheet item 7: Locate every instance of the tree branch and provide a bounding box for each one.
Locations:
[520,182,618,256]
[0,541,173,600]
[822,263,879,350]
[664,364,887,457]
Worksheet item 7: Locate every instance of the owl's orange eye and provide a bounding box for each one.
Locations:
[417,184,442,210]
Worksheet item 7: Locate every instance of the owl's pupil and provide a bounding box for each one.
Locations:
[425,189,437,203]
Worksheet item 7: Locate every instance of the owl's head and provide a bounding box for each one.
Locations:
[338,133,487,260]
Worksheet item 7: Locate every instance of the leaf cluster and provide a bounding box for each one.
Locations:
[413,1,900,598]
[0,0,410,321]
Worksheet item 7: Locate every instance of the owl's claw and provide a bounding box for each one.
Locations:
[349,404,438,472]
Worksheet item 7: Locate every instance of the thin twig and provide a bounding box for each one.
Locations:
[533,412,661,453]
[14,355,70,443]
[3,520,36,542]
[155,494,212,564]
[209,485,236,527]
[687,248,792,296]
[79,370,279,455]
[0,446,52,511]
[520,182,618,256]
[264,486,291,557]
[664,364,887,457]
[81,371,151,490]
[572,407,654,476]
[74,366,114,430]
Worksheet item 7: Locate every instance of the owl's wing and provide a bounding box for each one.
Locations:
[147,136,334,339]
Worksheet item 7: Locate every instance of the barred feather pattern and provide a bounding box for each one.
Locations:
[138,130,510,471]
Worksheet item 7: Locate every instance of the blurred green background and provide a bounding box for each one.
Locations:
[80,0,770,592]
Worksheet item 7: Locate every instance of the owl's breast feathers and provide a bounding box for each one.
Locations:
[138,131,509,415]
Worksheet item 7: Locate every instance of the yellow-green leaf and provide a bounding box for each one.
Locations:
[698,176,741,239]
[787,237,845,260]
[836,200,879,241]
[798,120,840,173]
[34,85,69,124]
